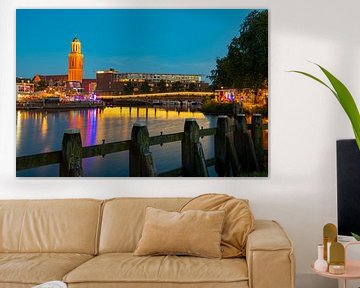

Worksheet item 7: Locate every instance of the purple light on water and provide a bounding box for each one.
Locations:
[89,93,97,101]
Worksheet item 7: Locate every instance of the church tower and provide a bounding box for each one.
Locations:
[68,37,83,82]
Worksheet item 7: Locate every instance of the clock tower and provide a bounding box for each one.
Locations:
[68,37,83,82]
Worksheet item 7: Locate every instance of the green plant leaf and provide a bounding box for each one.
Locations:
[351,232,360,241]
[290,64,360,150]
[316,65,360,149]
[289,70,337,98]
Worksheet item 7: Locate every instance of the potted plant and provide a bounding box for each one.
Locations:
[291,63,360,240]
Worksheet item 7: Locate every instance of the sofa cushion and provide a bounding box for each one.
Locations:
[67,282,249,288]
[63,253,248,285]
[99,198,190,253]
[134,207,225,258]
[0,284,32,288]
[0,199,103,254]
[0,253,93,285]
[181,194,254,258]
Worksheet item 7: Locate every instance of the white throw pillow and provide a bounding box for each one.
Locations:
[32,281,67,288]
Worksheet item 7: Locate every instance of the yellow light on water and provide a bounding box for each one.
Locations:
[102,107,205,121]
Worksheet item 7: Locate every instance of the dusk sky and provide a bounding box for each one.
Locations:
[16,9,254,80]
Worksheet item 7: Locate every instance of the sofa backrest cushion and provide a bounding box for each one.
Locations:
[99,198,189,253]
[181,194,254,258]
[0,199,102,254]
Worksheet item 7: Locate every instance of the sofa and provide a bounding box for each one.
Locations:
[0,197,295,288]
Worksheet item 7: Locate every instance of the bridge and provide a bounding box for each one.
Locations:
[98,92,215,105]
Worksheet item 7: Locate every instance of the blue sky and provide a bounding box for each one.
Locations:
[16,9,254,80]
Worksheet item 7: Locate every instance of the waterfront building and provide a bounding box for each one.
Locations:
[33,74,68,87]
[215,89,239,103]
[66,81,83,94]
[96,68,209,95]
[21,36,208,97]
[68,37,84,83]
[29,37,93,94]
[82,79,97,93]
[216,88,268,104]
[16,78,34,95]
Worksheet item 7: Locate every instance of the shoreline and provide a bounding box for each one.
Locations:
[16,102,106,111]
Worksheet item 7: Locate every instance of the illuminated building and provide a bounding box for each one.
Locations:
[82,79,97,93]
[16,78,34,94]
[115,72,201,83]
[33,74,68,86]
[22,36,209,96]
[216,88,268,104]
[96,68,208,95]
[216,89,239,103]
[30,38,96,93]
[68,37,84,82]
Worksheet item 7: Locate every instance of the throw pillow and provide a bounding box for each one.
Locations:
[181,193,254,258]
[134,207,225,258]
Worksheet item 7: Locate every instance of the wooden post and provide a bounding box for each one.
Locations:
[234,114,259,172]
[182,118,198,175]
[60,128,83,177]
[227,134,242,176]
[130,123,156,176]
[182,118,208,176]
[194,142,208,177]
[251,114,264,170]
[232,102,243,116]
[215,116,230,176]
[215,116,241,176]
[143,152,156,177]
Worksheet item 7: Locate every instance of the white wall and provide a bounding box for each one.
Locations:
[1,0,359,287]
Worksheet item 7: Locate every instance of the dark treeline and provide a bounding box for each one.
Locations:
[209,10,268,91]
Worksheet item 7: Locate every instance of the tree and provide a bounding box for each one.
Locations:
[209,10,268,90]
[35,80,48,92]
[123,82,134,95]
[189,83,197,92]
[140,80,151,94]
[157,80,167,93]
[171,81,182,92]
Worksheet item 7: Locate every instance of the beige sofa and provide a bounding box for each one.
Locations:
[0,198,295,288]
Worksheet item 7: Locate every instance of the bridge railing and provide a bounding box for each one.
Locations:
[16,114,267,177]
[98,91,215,99]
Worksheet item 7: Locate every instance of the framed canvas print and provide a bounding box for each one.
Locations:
[16,9,268,177]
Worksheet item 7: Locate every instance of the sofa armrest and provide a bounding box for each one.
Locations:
[246,220,295,288]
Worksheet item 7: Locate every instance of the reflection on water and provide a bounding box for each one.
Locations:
[16,107,217,177]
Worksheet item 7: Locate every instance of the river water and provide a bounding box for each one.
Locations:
[16,106,218,177]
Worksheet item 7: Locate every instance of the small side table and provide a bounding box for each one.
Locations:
[311,242,360,288]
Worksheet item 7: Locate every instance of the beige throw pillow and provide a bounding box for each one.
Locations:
[134,207,225,258]
[181,194,254,258]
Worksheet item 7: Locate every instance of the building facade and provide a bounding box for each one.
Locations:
[215,88,268,105]
[68,37,84,82]
[82,79,97,93]
[96,68,208,95]
[33,74,68,86]
[16,78,34,95]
